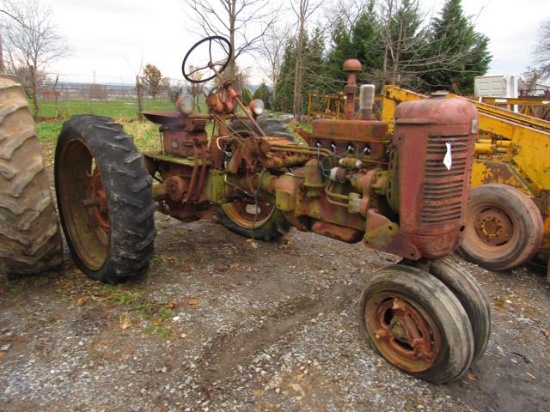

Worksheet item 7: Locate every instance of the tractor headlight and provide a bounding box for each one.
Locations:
[249,99,264,116]
[176,95,194,115]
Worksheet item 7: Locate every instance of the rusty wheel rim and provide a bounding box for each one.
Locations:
[364,292,442,373]
[57,138,110,270]
[221,199,275,229]
[467,203,519,260]
[473,207,513,246]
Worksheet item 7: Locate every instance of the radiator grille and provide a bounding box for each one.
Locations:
[421,134,470,225]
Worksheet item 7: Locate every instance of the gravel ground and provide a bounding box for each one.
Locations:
[1,140,549,412]
[1,213,549,412]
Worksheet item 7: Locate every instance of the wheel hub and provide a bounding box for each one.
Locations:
[222,199,273,226]
[389,318,408,340]
[370,296,438,369]
[166,176,188,202]
[474,208,513,245]
[88,169,110,230]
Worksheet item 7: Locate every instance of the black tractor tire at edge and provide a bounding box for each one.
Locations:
[0,76,63,278]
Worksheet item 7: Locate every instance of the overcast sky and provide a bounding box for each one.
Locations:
[42,0,550,85]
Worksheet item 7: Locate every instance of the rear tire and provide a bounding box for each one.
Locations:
[215,200,291,241]
[55,115,156,283]
[458,184,543,271]
[0,77,62,278]
[215,116,293,241]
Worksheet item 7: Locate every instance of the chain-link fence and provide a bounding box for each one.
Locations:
[35,78,189,118]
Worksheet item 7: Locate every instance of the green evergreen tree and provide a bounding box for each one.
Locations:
[323,16,353,90]
[350,4,385,79]
[241,88,253,106]
[303,27,326,92]
[252,83,272,110]
[274,37,298,112]
[419,0,491,94]
[274,28,326,114]
[384,0,427,88]
[322,2,383,92]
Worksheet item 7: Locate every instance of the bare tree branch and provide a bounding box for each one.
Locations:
[291,0,325,120]
[181,0,281,84]
[0,0,71,119]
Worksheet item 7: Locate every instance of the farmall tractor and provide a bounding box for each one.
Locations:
[52,37,491,383]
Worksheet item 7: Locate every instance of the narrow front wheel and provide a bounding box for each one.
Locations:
[429,259,491,363]
[358,265,474,383]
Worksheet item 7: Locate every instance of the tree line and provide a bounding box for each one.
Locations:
[272,0,492,116]
[1,0,549,120]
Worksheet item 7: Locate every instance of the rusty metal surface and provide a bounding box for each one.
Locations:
[220,201,277,230]
[308,119,388,160]
[393,97,477,259]
[364,292,441,373]
[162,128,208,158]
[56,138,109,271]
[141,111,183,126]
[381,85,550,264]
[142,55,478,262]
[473,207,513,246]
[343,59,361,120]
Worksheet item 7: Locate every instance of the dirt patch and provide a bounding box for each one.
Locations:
[1,139,549,411]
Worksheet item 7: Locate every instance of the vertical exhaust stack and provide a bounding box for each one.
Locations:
[342,59,362,120]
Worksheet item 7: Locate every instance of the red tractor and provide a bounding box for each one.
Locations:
[52,36,490,383]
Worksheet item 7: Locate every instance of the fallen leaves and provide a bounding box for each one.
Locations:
[279,239,294,249]
[245,238,258,249]
[165,301,179,309]
[119,312,132,330]
[466,371,478,381]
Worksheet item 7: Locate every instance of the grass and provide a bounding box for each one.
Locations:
[33,97,303,154]
[33,97,176,119]
[35,120,63,141]
[33,97,175,150]
[32,97,216,152]
[35,118,162,152]
[70,281,178,338]
[34,100,164,152]
[123,121,162,152]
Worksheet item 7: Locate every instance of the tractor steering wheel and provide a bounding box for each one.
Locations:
[182,36,232,84]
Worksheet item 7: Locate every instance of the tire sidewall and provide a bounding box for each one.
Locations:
[358,266,474,383]
[460,184,543,270]
[55,116,155,283]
